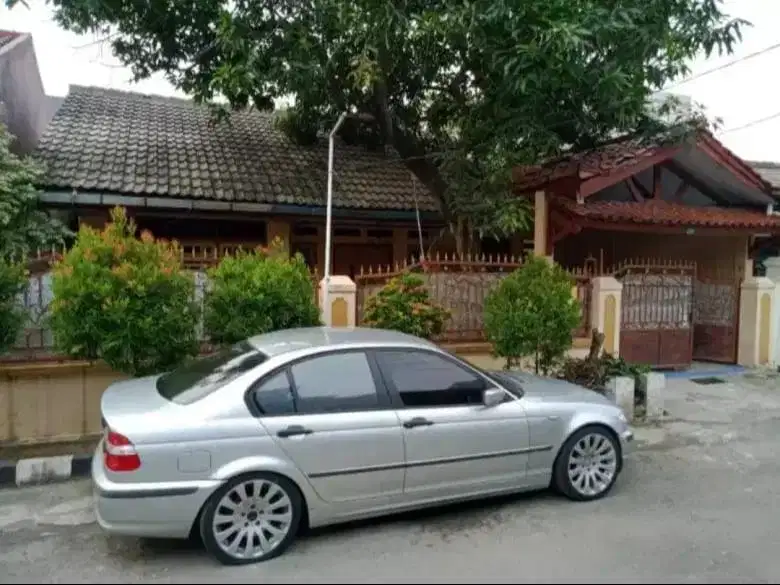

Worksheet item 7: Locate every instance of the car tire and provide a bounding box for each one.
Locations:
[553,425,622,502]
[200,472,304,566]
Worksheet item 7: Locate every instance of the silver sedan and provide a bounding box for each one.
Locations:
[92,327,633,565]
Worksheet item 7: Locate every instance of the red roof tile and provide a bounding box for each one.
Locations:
[552,198,780,231]
[513,136,676,192]
[513,132,771,195]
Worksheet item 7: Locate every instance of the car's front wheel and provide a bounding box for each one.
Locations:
[200,472,303,565]
[553,425,621,501]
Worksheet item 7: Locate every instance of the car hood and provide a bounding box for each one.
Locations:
[490,370,613,406]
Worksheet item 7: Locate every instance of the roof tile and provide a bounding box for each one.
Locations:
[35,85,440,213]
[553,198,780,231]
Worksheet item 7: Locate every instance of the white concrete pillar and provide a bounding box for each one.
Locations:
[591,276,623,357]
[737,277,776,367]
[319,276,357,327]
[763,257,780,367]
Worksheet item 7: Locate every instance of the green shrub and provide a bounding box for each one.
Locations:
[362,272,450,340]
[558,352,651,404]
[203,239,320,345]
[484,256,581,374]
[49,207,199,376]
[0,260,27,354]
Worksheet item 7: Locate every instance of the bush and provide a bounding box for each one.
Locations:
[484,256,580,374]
[49,207,199,376]
[203,239,320,345]
[558,331,651,400]
[0,261,27,354]
[362,272,449,340]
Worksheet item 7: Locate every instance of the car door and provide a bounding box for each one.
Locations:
[373,348,531,499]
[251,349,405,505]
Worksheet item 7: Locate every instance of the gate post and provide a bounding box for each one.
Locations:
[319,276,357,327]
[737,277,776,367]
[591,276,623,357]
[761,257,780,367]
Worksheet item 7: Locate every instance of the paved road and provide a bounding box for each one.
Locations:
[2,374,780,584]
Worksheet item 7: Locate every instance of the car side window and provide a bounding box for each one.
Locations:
[376,350,487,407]
[289,351,381,414]
[251,371,296,415]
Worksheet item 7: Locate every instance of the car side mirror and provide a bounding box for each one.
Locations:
[482,388,504,408]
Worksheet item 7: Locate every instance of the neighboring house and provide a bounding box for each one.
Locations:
[0,30,62,154]
[514,132,780,368]
[747,161,780,273]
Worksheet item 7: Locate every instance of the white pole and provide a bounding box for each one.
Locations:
[323,111,349,323]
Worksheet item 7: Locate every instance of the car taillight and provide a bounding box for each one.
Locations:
[103,429,141,472]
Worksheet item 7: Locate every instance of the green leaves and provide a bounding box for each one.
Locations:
[203,239,321,346]
[39,0,746,243]
[0,261,28,355]
[484,256,581,375]
[0,124,70,258]
[49,207,199,376]
[362,273,450,340]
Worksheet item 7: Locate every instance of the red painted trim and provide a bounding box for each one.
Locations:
[566,216,780,236]
[578,147,682,198]
[697,133,770,191]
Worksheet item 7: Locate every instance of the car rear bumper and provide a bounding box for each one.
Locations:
[91,443,222,539]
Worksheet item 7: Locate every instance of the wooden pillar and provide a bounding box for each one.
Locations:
[267,219,291,256]
[533,190,554,262]
[392,228,408,265]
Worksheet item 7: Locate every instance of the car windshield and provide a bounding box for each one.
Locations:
[157,341,268,404]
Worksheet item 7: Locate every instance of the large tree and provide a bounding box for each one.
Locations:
[20,0,746,248]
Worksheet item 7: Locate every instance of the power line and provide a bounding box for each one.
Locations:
[665,41,780,90]
[719,110,780,135]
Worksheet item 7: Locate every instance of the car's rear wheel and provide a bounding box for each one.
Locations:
[553,425,621,501]
[200,472,303,565]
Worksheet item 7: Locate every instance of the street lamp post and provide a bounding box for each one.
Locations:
[322,112,349,321]
[322,111,374,322]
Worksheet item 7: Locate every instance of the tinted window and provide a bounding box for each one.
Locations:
[251,372,296,415]
[377,350,486,407]
[290,352,380,413]
[157,341,267,404]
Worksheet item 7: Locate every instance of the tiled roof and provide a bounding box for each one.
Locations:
[514,132,770,195]
[749,161,780,190]
[553,198,780,231]
[34,85,440,213]
[513,137,668,192]
[0,31,21,50]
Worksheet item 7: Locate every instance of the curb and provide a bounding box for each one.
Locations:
[0,453,92,487]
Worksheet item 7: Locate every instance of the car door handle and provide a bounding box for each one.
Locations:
[277,425,314,438]
[403,417,434,429]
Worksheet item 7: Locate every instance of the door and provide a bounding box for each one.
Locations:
[334,243,393,280]
[373,348,530,499]
[251,350,404,504]
[692,278,740,363]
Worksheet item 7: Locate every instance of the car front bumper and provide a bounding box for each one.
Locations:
[91,442,221,539]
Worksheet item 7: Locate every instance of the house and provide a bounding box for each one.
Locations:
[514,132,780,368]
[0,30,531,278]
[0,31,62,154]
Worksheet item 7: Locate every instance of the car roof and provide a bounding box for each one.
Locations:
[246,326,439,357]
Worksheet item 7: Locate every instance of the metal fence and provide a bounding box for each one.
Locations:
[355,253,597,343]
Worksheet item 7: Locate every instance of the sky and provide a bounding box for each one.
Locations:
[2,0,780,163]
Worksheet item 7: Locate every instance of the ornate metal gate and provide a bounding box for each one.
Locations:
[619,264,695,369]
[692,278,741,363]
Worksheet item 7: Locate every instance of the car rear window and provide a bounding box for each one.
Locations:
[157,341,268,404]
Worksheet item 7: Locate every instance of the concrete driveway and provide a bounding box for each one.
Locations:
[1,372,779,584]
